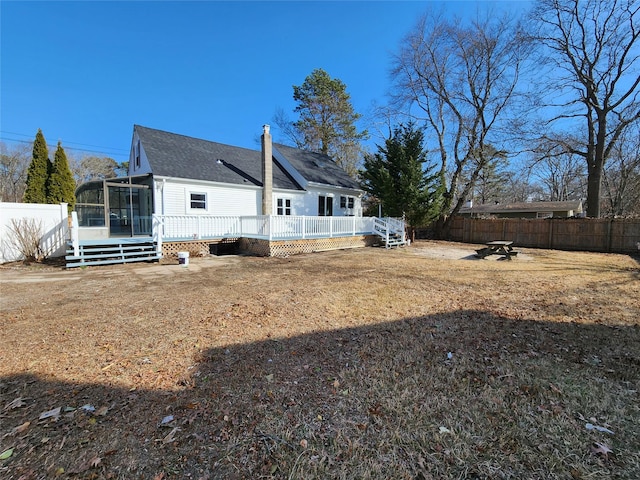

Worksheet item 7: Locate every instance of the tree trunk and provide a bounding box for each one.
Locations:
[586,163,603,218]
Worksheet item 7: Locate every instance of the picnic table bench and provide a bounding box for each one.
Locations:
[476,240,518,260]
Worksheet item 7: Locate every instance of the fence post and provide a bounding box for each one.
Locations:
[71,211,80,256]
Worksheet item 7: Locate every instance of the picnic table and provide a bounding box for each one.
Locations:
[476,241,518,260]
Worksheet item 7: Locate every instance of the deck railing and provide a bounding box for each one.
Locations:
[71,215,403,259]
[156,214,377,241]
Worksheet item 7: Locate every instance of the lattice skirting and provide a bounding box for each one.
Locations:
[162,238,239,258]
[164,236,376,258]
[239,235,377,257]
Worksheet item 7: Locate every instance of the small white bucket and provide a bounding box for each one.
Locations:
[178,251,189,266]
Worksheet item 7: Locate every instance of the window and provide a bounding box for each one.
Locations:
[318,195,333,216]
[277,198,291,215]
[190,193,206,210]
[135,140,141,169]
[340,196,355,209]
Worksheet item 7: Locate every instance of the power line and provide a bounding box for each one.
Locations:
[0,130,129,153]
[0,135,130,160]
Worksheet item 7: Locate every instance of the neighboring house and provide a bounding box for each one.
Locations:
[128,124,363,219]
[458,200,583,219]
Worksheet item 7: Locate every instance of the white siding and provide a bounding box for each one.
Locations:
[271,190,307,216]
[128,131,152,176]
[155,178,261,216]
[303,185,363,217]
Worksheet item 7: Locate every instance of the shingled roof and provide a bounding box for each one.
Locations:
[273,143,360,190]
[135,125,359,191]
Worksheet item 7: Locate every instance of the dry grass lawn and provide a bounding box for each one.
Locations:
[0,240,639,479]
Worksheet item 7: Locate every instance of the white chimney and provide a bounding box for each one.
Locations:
[261,125,273,215]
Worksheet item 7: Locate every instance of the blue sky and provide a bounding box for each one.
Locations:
[1,1,530,164]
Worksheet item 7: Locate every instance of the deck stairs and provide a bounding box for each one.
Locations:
[65,238,161,268]
[373,217,408,248]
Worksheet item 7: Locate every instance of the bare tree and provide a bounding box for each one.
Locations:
[69,154,120,184]
[0,142,31,202]
[530,136,587,201]
[601,122,640,216]
[390,10,528,236]
[530,0,640,217]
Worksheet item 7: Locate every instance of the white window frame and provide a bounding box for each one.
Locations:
[189,192,207,210]
[340,195,355,210]
[277,198,292,216]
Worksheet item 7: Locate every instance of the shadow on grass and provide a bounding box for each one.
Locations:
[1,310,639,479]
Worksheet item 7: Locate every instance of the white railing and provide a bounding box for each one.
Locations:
[373,217,408,247]
[154,214,377,241]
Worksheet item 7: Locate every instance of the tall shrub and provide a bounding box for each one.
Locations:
[48,141,76,210]
[23,129,51,203]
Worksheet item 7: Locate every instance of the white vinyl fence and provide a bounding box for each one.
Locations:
[0,202,69,263]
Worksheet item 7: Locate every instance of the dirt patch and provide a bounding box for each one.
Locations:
[411,239,533,261]
[1,241,639,479]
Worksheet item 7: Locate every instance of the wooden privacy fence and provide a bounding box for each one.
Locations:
[447,217,640,253]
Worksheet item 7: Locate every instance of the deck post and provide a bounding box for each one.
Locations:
[302,216,306,239]
[153,214,163,257]
[70,211,80,256]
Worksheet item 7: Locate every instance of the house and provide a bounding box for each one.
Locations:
[69,125,405,266]
[458,200,583,219]
[128,124,363,219]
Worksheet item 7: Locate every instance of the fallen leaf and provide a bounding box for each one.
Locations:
[4,397,26,411]
[439,426,452,434]
[95,406,109,416]
[332,379,340,388]
[39,407,61,421]
[590,442,612,458]
[70,455,102,473]
[300,439,308,448]
[265,374,274,383]
[162,427,180,444]
[549,383,563,394]
[0,448,14,460]
[7,421,31,437]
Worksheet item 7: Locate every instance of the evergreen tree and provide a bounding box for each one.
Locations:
[291,68,368,177]
[23,129,51,203]
[48,141,76,210]
[360,123,444,237]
